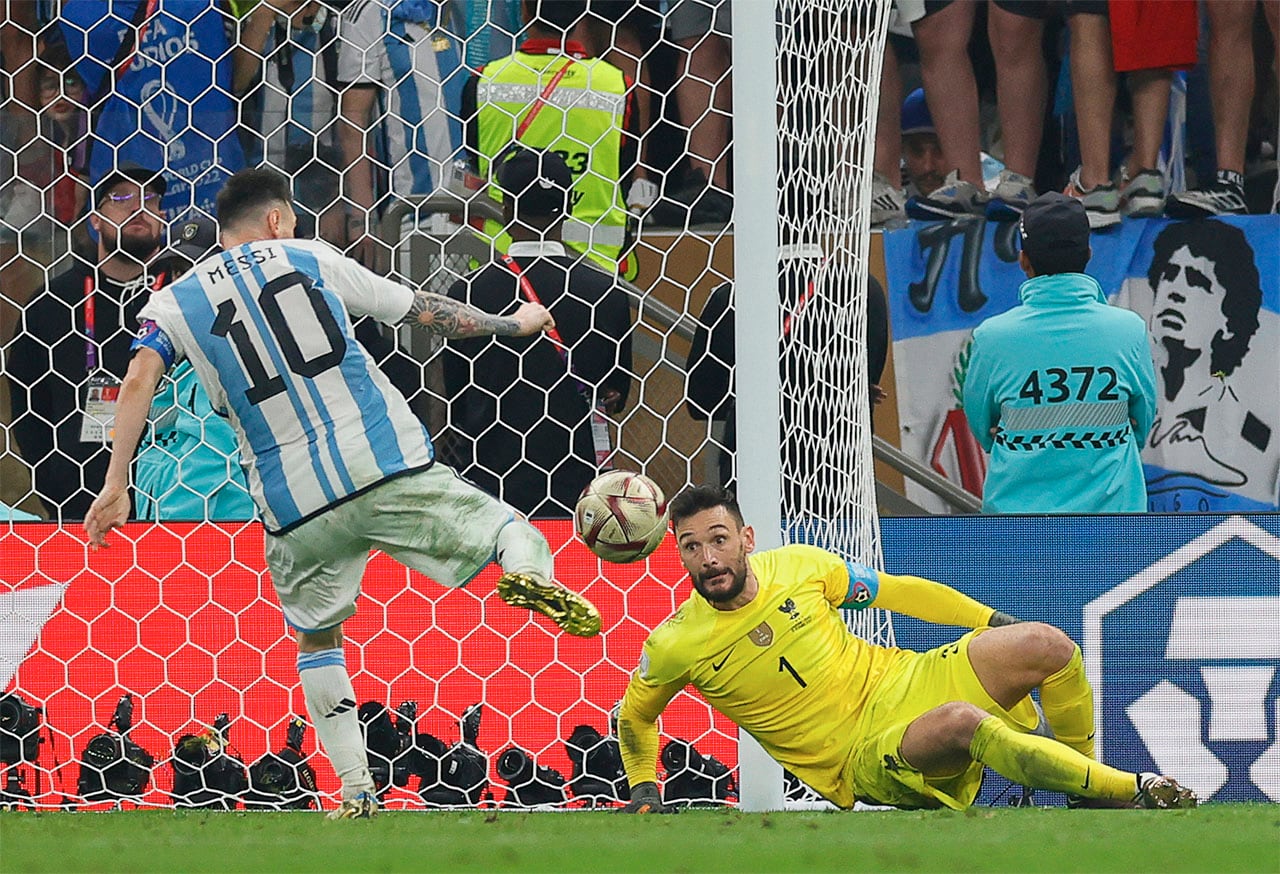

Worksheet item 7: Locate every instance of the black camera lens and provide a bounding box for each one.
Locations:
[497,747,532,784]
[0,697,18,732]
[661,739,695,773]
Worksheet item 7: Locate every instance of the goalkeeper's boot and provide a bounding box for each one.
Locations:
[1134,773,1198,809]
[496,572,601,638]
[326,791,378,820]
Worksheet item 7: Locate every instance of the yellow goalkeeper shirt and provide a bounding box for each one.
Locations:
[617,543,995,808]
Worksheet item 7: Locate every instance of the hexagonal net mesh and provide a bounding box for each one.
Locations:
[0,0,890,810]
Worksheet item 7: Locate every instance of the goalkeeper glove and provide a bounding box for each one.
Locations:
[988,610,1022,627]
[619,782,676,814]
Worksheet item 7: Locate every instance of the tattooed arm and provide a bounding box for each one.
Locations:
[401,291,554,339]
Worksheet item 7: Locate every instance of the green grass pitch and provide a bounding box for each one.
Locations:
[2,806,1276,874]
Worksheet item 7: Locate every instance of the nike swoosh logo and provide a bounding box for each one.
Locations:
[711,649,733,671]
[1081,767,1091,791]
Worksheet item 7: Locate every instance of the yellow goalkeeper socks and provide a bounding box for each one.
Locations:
[970,716,1136,802]
[1038,646,1095,758]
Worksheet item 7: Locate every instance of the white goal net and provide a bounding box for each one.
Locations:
[0,0,890,811]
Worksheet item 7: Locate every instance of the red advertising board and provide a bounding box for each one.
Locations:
[0,522,734,808]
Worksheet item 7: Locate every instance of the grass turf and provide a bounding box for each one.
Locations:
[3,806,1277,874]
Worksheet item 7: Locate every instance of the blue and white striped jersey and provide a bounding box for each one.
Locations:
[337,0,466,196]
[134,239,432,533]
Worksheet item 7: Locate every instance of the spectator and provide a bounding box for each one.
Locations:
[133,217,254,522]
[871,40,907,227]
[962,192,1156,513]
[0,40,89,257]
[585,0,662,214]
[236,0,346,244]
[1062,0,1198,228]
[6,164,170,520]
[651,0,732,226]
[58,0,247,218]
[337,0,468,269]
[894,88,1007,205]
[462,0,639,277]
[442,148,633,518]
[35,45,90,230]
[901,0,1045,221]
[1167,0,1280,217]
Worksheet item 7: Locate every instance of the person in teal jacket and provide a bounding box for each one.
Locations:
[962,193,1157,513]
[134,218,254,522]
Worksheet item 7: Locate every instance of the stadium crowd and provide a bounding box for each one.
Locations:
[0,0,1277,522]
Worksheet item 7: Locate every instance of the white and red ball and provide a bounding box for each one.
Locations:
[574,470,669,563]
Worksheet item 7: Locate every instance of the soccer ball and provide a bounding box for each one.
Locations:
[574,470,669,563]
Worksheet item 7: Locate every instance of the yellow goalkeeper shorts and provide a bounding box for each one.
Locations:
[844,628,1040,810]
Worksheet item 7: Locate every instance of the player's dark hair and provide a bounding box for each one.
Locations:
[1147,219,1261,377]
[524,0,586,34]
[216,167,294,232]
[669,485,745,530]
[1027,249,1090,277]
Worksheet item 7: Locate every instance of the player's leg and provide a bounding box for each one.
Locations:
[296,624,378,820]
[966,622,1094,756]
[367,466,601,636]
[264,521,378,818]
[492,516,601,637]
[899,701,1195,808]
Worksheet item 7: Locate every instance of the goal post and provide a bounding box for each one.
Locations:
[730,0,784,813]
[733,0,895,808]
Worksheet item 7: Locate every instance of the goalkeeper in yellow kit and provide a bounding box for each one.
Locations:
[617,486,1197,812]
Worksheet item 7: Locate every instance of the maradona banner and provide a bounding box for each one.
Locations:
[884,512,1280,805]
[883,216,1280,513]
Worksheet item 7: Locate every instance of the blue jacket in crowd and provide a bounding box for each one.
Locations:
[962,272,1157,514]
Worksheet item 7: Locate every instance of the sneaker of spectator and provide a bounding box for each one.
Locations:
[626,177,659,216]
[905,171,989,220]
[652,169,733,226]
[1165,170,1249,218]
[1064,167,1121,229]
[985,169,1037,221]
[667,0,733,225]
[870,171,907,227]
[904,2,1046,225]
[1117,166,1165,218]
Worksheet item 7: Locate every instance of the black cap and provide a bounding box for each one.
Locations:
[94,161,166,207]
[1019,191,1090,262]
[496,148,573,218]
[166,216,220,263]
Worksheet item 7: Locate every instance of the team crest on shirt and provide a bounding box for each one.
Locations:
[748,622,774,647]
[777,597,813,631]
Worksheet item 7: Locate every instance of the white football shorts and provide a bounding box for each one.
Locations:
[263,465,515,632]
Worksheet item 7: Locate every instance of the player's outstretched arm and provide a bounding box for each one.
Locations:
[616,675,679,813]
[402,291,554,339]
[85,349,166,548]
[871,571,1018,629]
[616,707,676,813]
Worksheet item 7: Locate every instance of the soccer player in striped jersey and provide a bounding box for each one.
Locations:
[617,485,1197,813]
[85,167,600,820]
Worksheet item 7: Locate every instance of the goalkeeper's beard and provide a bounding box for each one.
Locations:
[692,557,749,605]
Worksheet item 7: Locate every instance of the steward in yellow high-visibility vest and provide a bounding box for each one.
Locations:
[462,4,640,279]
